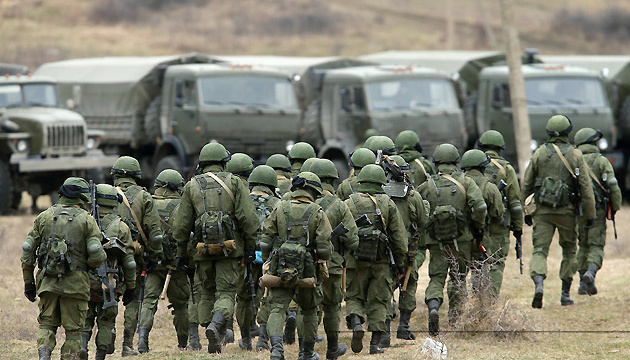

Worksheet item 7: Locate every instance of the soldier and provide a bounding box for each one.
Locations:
[385,155,430,343]
[477,130,524,296]
[110,156,164,357]
[337,148,376,201]
[173,142,259,354]
[137,170,190,352]
[81,184,136,360]
[309,159,359,360]
[266,154,293,196]
[260,172,333,360]
[395,130,435,186]
[573,128,622,295]
[288,142,316,177]
[365,135,397,156]
[522,115,596,308]
[227,153,255,186]
[238,165,281,351]
[418,144,486,335]
[344,164,408,355]
[21,177,107,360]
[357,128,379,149]
[460,150,505,298]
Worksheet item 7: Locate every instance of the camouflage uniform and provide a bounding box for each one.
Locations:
[266,154,293,196]
[21,178,107,360]
[395,129,436,187]
[337,148,376,201]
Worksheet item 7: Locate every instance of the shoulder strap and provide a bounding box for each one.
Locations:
[366,193,387,230]
[441,173,467,195]
[317,194,337,212]
[116,186,149,246]
[584,161,608,193]
[414,158,429,177]
[205,172,235,202]
[489,158,507,177]
[551,143,577,179]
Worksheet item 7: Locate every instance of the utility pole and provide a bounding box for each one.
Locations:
[445,0,454,50]
[499,0,531,174]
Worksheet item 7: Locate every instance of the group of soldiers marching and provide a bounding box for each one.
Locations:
[20,114,621,360]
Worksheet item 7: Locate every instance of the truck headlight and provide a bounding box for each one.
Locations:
[86,137,96,150]
[530,139,538,152]
[598,138,608,151]
[285,140,295,153]
[16,140,28,153]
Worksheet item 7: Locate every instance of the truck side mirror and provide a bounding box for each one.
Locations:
[175,82,184,108]
[492,84,502,109]
[341,87,355,113]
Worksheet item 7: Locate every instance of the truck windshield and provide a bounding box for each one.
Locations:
[198,76,297,109]
[525,77,607,108]
[0,83,58,108]
[365,78,459,111]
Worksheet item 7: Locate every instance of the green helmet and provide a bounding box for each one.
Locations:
[363,128,379,141]
[288,142,316,161]
[574,127,602,146]
[395,130,423,153]
[310,159,339,180]
[154,169,185,191]
[300,157,319,172]
[350,148,377,169]
[266,154,291,171]
[367,135,397,155]
[248,165,278,188]
[461,149,491,170]
[546,115,573,137]
[226,153,254,175]
[389,155,410,170]
[477,130,505,149]
[199,142,231,164]
[432,143,460,165]
[111,156,142,178]
[291,171,322,195]
[357,164,387,185]
[96,183,121,207]
[58,177,90,202]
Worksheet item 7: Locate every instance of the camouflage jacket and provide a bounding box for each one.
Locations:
[153,188,181,268]
[399,149,435,186]
[484,149,524,233]
[578,144,622,216]
[390,186,430,256]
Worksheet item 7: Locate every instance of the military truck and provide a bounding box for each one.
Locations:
[36,54,302,181]
[0,73,118,213]
[0,63,29,76]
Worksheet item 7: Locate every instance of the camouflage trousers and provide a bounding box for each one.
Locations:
[297,273,343,337]
[139,268,190,339]
[425,241,472,313]
[197,258,244,326]
[346,262,393,332]
[82,297,118,351]
[267,285,323,342]
[123,272,144,335]
[529,213,577,281]
[37,291,88,359]
[236,263,263,331]
[577,215,607,272]
[188,272,202,324]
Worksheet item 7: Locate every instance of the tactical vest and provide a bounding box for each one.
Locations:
[534,144,577,209]
[251,192,278,247]
[38,206,88,277]
[89,213,125,291]
[426,172,468,242]
[269,201,319,285]
[156,197,180,262]
[348,193,389,262]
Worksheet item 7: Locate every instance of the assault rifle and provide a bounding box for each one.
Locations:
[496,180,509,228]
[90,181,118,309]
[330,222,349,293]
[136,267,147,333]
[514,231,523,274]
[243,240,258,319]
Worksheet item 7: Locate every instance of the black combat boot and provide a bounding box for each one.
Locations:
[348,314,364,353]
[187,323,202,350]
[284,309,297,344]
[38,347,52,360]
[121,330,139,357]
[177,333,188,350]
[298,337,304,360]
[427,299,440,336]
[238,324,253,351]
[397,309,415,340]
[137,327,149,353]
[106,329,115,354]
[250,322,260,338]
[269,334,285,360]
[582,264,599,295]
[223,318,234,345]
[325,333,347,360]
[80,332,89,360]
[303,339,320,360]
[561,279,574,306]
[369,331,384,355]
[531,275,544,309]
[380,319,390,348]
[577,271,588,295]
[255,323,270,351]
[206,312,226,353]
[95,348,107,360]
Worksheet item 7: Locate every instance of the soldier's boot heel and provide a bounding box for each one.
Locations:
[206,312,226,354]
[238,325,253,351]
[397,309,416,340]
[531,275,544,309]
[250,322,260,338]
[303,340,320,360]
[121,331,139,357]
[38,347,52,360]
[582,265,598,295]
[380,319,391,348]
[223,318,235,345]
[427,299,440,336]
[137,327,149,353]
[177,333,188,350]
[80,332,89,360]
[369,331,384,355]
[561,279,574,306]
[577,271,588,295]
[256,323,270,351]
[269,334,285,360]
[298,337,304,360]
[283,310,297,345]
[325,333,347,360]
[348,315,364,353]
[95,348,107,360]
[106,329,115,354]
[187,323,202,351]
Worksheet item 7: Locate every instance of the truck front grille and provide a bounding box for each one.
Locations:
[47,124,85,156]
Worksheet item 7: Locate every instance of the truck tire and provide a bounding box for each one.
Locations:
[0,160,14,214]
[144,96,162,143]
[155,155,185,181]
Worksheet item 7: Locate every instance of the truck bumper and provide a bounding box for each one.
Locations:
[11,151,119,173]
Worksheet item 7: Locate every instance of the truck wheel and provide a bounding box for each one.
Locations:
[144,96,162,143]
[0,160,14,214]
[155,155,185,180]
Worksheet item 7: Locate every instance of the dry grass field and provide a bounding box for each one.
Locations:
[1,194,629,359]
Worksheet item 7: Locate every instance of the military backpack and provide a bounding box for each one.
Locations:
[348,193,389,262]
[156,197,180,262]
[534,144,577,209]
[426,172,467,242]
[38,206,84,277]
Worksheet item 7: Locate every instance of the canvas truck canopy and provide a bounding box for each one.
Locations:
[0,63,30,76]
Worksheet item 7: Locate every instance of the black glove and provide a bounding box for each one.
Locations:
[396,266,406,278]
[122,288,136,306]
[524,215,533,226]
[175,256,188,271]
[472,227,484,245]
[585,219,595,229]
[245,249,256,265]
[146,260,158,273]
[513,229,523,240]
[24,283,36,302]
